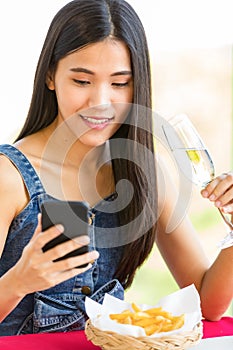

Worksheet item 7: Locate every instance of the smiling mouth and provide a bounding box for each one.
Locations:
[80,115,114,125]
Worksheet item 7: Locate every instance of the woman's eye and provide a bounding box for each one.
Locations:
[112,82,129,87]
[73,79,90,86]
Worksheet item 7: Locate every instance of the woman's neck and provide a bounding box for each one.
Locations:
[40,118,111,170]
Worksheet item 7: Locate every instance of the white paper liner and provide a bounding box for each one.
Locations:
[85,284,202,338]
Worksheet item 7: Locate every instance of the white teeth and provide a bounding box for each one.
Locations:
[82,116,112,125]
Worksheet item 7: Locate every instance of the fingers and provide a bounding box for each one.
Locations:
[34,226,99,271]
[30,214,63,244]
[42,234,90,261]
[17,219,99,293]
[52,250,99,272]
[31,224,64,252]
[201,172,233,212]
[45,261,95,287]
[43,234,99,271]
[24,221,99,289]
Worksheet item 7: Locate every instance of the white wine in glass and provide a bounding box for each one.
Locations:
[163,113,233,249]
[185,149,215,188]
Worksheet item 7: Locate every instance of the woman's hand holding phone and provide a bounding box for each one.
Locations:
[41,200,92,267]
[10,212,99,298]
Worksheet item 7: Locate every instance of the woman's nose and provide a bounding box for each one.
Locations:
[89,84,111,109]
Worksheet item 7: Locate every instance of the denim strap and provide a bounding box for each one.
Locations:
[0,144,45,198]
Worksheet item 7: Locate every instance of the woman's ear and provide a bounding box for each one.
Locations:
[46,71,55,90]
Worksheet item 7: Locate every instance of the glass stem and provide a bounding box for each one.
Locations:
[217,208,233,230]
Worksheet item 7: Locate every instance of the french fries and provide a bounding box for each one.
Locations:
[109,303,184,336]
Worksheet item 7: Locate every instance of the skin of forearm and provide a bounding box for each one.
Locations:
[199,247,233,321]
[0,267,25,323]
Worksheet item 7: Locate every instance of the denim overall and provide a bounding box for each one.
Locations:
[0,144,124,336]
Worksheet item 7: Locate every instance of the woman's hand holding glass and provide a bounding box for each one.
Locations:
[201,172,233,246]
[201,173,233,213]
[163,114,233,249]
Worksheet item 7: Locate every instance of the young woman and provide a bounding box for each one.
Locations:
[0,0,232,336]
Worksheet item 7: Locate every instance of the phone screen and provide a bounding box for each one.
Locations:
[41,200,90,266]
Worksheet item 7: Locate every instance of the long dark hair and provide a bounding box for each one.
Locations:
[15,0,157,289]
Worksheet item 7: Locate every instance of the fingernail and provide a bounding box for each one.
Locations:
[75,235,90,245]
[90,251,99,259]
[209,194,216,201]
[56,224,64,232]
[214,201,221,207]
[201,190,208,198]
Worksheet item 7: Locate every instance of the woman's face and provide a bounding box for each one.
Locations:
[47,39,134,147]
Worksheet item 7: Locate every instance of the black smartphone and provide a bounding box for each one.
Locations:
[41,200,90,267]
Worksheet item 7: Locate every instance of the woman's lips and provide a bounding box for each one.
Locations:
[80,115,114,130]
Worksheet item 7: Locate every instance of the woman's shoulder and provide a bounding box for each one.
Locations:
[0,150,29,216]
[0,152,22,185]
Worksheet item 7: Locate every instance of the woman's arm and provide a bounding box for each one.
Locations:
[156,157,233,321]
[0,218,95,322]
[0,155,31,321]
[200,172,233,320]
[0,156,98,323]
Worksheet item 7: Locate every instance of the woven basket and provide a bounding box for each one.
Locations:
[85,319,203,350]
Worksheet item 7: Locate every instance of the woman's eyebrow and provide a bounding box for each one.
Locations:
[70,67,132,76]
[111,70,132,77]
[70,67,94,75]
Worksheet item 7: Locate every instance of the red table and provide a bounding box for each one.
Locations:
[0,317,232,349]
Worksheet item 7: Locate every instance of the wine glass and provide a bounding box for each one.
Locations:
[162,113,233,249]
